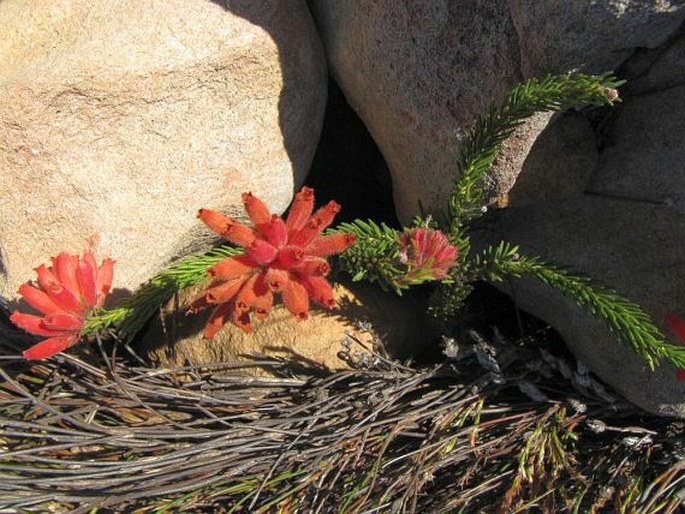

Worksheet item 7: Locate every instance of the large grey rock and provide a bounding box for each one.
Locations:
[508,1,685,77]
[622,22,685,96]
[480,79,685,417]
[492,111,598,207]
[310,0,685,223]
[0,0,326,303]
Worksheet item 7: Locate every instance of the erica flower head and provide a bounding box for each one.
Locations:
[193,187,355,337]
[396,227,458,286]
[665,312,685,381]
[10,252,114,360]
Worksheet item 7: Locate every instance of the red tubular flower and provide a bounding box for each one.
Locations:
[396,227,457,286]
[194,187,355,336]
[10,252,114,360]
[665,313,685,380]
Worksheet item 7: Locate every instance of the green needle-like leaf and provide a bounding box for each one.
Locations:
[448,72,624,260]
[84,245,241,339]
[334,220,404,294]
[470,242,685,371]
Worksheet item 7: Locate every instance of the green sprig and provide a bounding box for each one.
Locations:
[448,72,624,259]
[84,245,241,339]
[335,220,404,294]
[470,242,685,370]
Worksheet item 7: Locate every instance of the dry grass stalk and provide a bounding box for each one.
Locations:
[0,329,682,513]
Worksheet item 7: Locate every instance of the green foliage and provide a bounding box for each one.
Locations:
[84,245,240,339]
[470,242,685,370]
[335,219,404,294]
[505,406,577,511]
[332,72,681,372]
[447,72,624,263]
[426,280,473,330]
[448,73,623,236]
[336,219,462,294]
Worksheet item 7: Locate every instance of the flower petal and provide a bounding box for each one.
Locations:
[231,308,252,333]
[83,252,98,276]
[299,275,336,309]
[285,186,314,236]
[234,273,260,314]
[44,282,82,313]
[676,368,685,381]
[198,208,231,237]
[290,201,341,247]
[253,271,270,296]
[203,302,235,339]
[188,295,211,314]
[282,277,309,320]
[310,200,341,231]
[224,220,257,248]
[35,264,59,292]
[294,257,330,277]
[246,239,278,266]
[252,289,273,320]
[17,283,62,316]
[436,244,458,263]
[205,278,246,304]
[242,192,272,228]
[10,311,69,337]
[32,263,82,312]
[52,253,81,298]
[397,228,457,282]
[208,255,257,280]
[264,268,289,292]
[76,257,97,308]
[276,246,304,269]
[239,273,272,321]
[42,312,84,332]
[261,215,288,248]
[23,335,77,360]
[305,233,356,257]
[95,258,115,306]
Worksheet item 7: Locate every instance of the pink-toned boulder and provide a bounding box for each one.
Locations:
[310,0,685,222]
[0,1,326,303]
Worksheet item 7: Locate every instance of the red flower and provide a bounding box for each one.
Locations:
[397,227,458,286]
[10,252,115,360]
[665,312,685,381]
[193,187,355,337]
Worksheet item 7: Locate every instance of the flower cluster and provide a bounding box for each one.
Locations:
[665,313,685,380]
[10,252,114,360]
[192,187,355,337]
[396,227,458,286]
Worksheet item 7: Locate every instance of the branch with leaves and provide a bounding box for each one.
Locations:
[84,245,241,339]
[470,243,685,370]
[447,72,624,261]
[333,72,680,371]
[335,219,404,293]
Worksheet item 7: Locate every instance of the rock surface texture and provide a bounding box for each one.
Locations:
[0,0,326,303]
[479,33,685,417]
[311,2,685,416]
[141,281,430,376]
[310,0,685,222]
